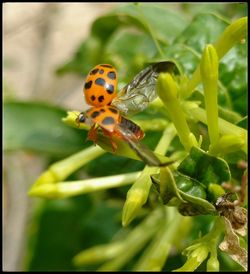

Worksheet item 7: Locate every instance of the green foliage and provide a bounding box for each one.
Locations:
[219,44,247,116]
[3,101,88,157]
[26,197,121,271]
[178,147,231,186]
[56,4,187,78]
[4,3,247,272]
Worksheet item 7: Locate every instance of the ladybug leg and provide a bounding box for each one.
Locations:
[87,124,99,143]
[102,129,118,152]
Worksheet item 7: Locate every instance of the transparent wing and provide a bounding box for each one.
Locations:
[112,61,176,115]
[117,123,173,167]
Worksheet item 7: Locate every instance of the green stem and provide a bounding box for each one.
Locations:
[73,242,125,266]
[133,207,184,271]
[50,146,105,181]
[29,146,105,192]
[157,73,198,151]
[29,171,140,199]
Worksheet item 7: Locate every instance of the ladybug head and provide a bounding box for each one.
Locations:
[77,112,86,123]
[76,112,94,127]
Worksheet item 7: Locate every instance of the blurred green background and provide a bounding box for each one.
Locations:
[3,3,247,271]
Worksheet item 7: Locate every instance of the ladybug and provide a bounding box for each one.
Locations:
[78,62,176,166]
[77,105,144,149]
[77,105,167,167]
[83,61,175,113]
[84,64,118,107]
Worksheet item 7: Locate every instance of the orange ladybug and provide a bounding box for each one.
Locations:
[77,106,167,167]
[77,105,143,149]
[83,64,118,107]
[79,62,175,166]
[83,62,174,114]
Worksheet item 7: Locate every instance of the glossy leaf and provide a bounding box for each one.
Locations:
[151,171,215,216]
[174,13,229,53]
[219,44,247,116]
[177,146,231,186]
[167,13,247,115]
[3,101,88,156]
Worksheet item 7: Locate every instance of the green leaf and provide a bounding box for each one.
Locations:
[95,3,188,44]
[105,30,157,82]
[177,192,215,216]
[3,101,88,156]
[219,44,247,116]
[174,13,229,53]
[56,3,188,76]
[160,13,229,79]
[180,3,247,18]
[125,3,188,43]
[168,13,247,116]
[174,172,206,200]
[177,146,231,186]
[91,15,123,44]
[161,44,200,77]
[151,170,216,216]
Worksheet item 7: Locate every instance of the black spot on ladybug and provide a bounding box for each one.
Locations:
[95,78,106,87]
[100,64,113,68]
[90,68,99,75]
[91,111,101,119]
[100,108,105,113]
[98,95,104,103]
[108,107,118,114]
[99,69,104,74]
[107,71,116,80]
[90,95,96,101]
[102,116,115,125]
[85,80,92,89]
[106,84,114,94]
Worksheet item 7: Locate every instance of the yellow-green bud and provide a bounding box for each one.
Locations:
[207,255,220,271]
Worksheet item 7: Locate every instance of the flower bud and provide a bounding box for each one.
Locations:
[207,255,220,271]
